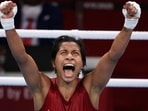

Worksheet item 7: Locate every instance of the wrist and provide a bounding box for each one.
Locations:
[123,27,133,32]
[124,18,139,30]
[0,17,15,30]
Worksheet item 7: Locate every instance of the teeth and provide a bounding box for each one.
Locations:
[64,64,74,67]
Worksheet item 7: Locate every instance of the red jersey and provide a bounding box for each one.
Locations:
[39,78,98,111]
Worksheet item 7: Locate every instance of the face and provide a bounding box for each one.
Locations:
[53,42,83,83]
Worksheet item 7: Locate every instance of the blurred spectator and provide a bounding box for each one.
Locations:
[15,0,63,46]
[0,0,63,72]
[0,45,6,75]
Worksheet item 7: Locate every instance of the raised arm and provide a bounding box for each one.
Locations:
[84,1,141,93]
[0,1,49,106]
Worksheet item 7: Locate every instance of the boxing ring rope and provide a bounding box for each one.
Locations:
[0,29,148,40]
[0,29,148,88]
[1,76,148,88]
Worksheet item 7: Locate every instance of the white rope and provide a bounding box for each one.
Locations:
[0,29,148,40]
[0,76,26,86]
[0,76,148,88]
[107,78,148,88]
[0,29,147,87]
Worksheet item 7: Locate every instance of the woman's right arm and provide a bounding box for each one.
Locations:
[0,1,50,97]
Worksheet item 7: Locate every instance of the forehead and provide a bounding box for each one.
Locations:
[59,42,80,50]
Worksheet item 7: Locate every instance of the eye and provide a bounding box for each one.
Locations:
[72,51,80,56]
[60,50,67,56]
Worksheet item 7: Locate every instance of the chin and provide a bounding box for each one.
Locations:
[63,76,75,83]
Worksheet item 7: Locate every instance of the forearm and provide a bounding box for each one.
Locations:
[5,29,27,62]
[109,27,132,60]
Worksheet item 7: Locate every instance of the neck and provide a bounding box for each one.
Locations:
[56,78,79,101]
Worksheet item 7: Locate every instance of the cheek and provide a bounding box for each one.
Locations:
[54,56,63,67]
[77,58,83,68]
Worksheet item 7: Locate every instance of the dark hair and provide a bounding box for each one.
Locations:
[50,35,86,67]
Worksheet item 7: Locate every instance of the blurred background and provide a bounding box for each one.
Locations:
[0,0,148,111]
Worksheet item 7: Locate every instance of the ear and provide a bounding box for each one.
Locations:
[52,60,55,68]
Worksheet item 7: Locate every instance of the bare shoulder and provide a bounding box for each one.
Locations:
[32,73,52,111]
[40,72,51,88]
[83,71,94,92]
[83,72,100,109]
[38,72,52,97]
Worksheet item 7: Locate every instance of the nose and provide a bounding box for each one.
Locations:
[66,53,74,60]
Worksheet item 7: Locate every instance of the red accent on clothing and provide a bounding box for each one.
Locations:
[22,18,33,46]
[40,78,98,111]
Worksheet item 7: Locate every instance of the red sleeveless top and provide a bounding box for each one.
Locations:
[39,78,98,111]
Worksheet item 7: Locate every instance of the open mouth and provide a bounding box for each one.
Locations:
[63,64,75,71]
